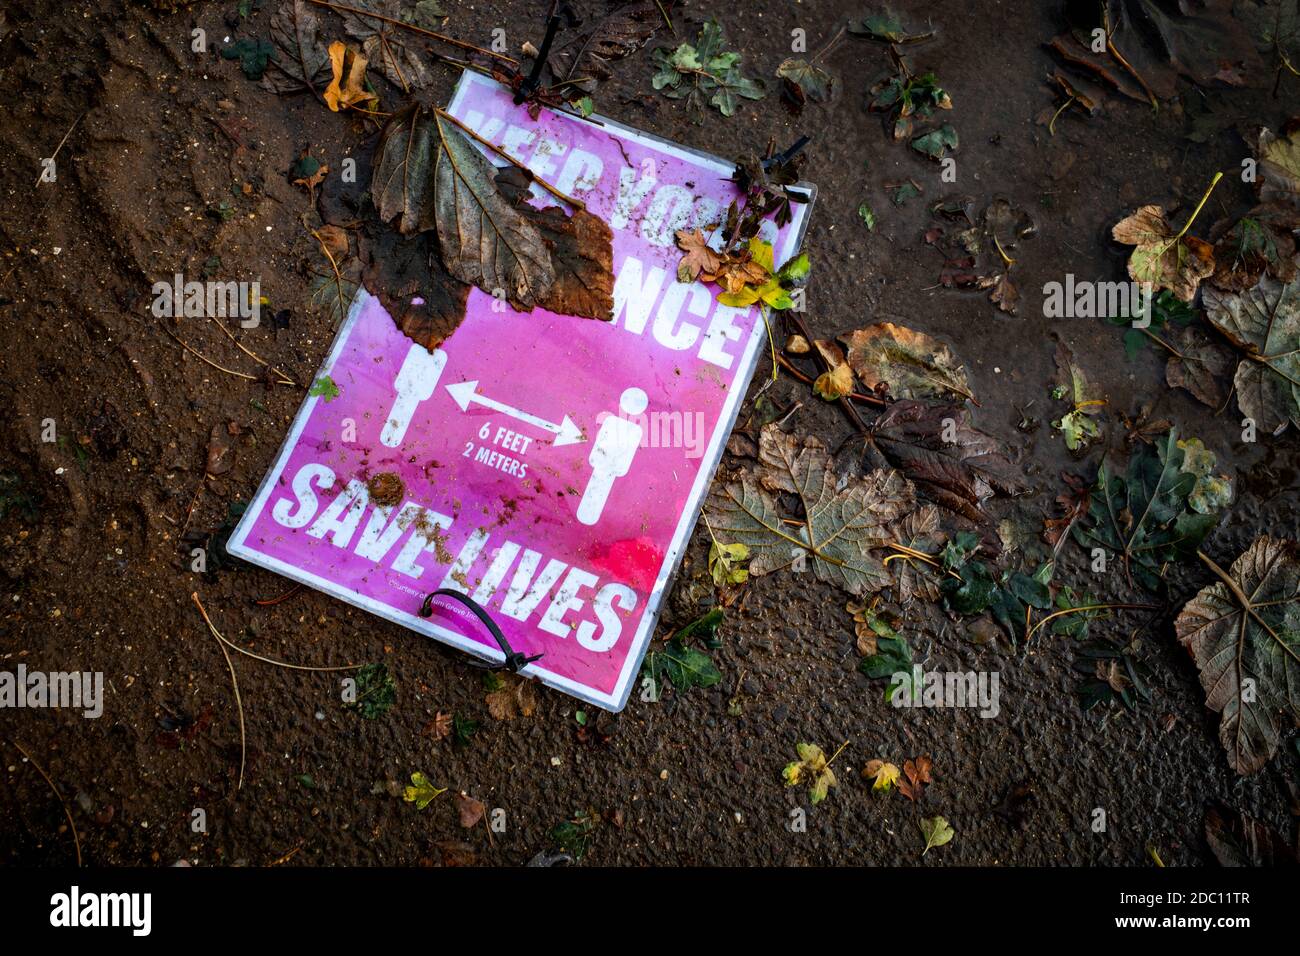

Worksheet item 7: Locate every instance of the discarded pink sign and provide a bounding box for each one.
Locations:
[229,72,814,710]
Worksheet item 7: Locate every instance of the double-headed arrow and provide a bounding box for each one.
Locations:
[446,380,585,447]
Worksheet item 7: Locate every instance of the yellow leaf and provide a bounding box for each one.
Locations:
[718,286,761,308]
[814,363,854,401]
[748,238,775,273]
[323,41,375,112]
[864,758,901,792]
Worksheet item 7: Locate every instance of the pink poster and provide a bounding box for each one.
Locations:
[228,72,814,710]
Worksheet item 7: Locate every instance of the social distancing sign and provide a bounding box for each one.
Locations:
[229,72,814,710]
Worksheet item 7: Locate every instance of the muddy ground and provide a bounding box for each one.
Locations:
[1,0,1297,866]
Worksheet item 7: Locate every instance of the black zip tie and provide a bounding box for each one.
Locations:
[761,134,811,171]
[419,588,543,673]
[514,10,562,104]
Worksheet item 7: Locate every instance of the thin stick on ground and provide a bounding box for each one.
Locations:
[267,843,304,866]
[304,0,518,67]
[255,582,306,607]
[824,740,850,766]
[7,738,83,866]
[1102,11,1159,109]
[164,326,261,381]
[214,633,361,673]
[434,109,588,211]
[192,592,246,792]
[179,474,206,535]
[883,542,962,580]
[1024,602,1160,644]
[1048,95,1075,136]
[653,0,674,33]
[35,113,84,187]
[787,313,871,434]
[206,316,297,386]
[774,353,886,406]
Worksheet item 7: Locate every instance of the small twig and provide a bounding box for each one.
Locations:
[192,592,246,792]
[774,354,885,406]
[35,113,84,187]
[179,475,206,535]
[434,109,587,211]
[206,316,297,386]
[811,26,847,63]
[200,590,359,672]
[653,0,674,33]
[212,636,361,674]
[304,0,517,66]
[254,582,306,607]
[1048,95,1074,136]
[1024,602,1159,644]
[1102,10,1158,109]
[883,542,962,580]
[206,115,246,150]
[6,739,82,866]
[787,313,871,434]
[163,326,261,381]
[824,740,850,767]
[1138,327,1182,358]
[267,844,303,866]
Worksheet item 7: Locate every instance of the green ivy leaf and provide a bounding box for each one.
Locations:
[221,38,276,81]
[308,374,341,402]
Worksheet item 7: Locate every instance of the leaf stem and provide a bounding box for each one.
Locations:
[1024,602,1158,643]
[825,739,850,767]
[1174,171,1223,240]
[1048,95,1074,137]
[434,109,587,211]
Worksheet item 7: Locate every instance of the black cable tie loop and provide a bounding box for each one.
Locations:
[418,588,543,673]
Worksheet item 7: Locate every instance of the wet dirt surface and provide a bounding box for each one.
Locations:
[1,0,1297,866]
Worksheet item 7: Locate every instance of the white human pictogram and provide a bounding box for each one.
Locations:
[576,387,648,526]
[381,343,446,447]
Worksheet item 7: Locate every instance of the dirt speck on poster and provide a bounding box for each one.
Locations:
[414,510,454,564]
[367,471,405,508]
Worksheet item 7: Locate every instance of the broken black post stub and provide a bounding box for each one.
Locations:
[419,588,543,673]
[514,10,562,104]
[762,135,812,171]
